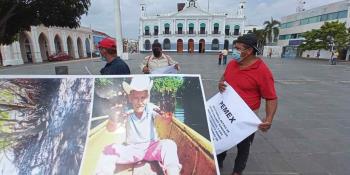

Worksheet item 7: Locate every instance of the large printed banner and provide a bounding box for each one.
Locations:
[0,75,218,175]
[207,82,262,154]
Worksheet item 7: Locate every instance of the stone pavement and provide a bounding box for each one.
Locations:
[1,53,350,175]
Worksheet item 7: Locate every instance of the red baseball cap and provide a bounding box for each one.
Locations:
[98,38,117,49]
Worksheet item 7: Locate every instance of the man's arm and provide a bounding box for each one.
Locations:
[259,99,278,132]
[218,74,226,93]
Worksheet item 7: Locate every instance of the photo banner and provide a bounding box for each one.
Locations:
[207,82,262,154]
[0,75,219,175]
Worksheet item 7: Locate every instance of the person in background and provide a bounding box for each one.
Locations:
[141,42,179,74]
[98,38,130,75]
[222,48,229,65]
[218,52,223,65]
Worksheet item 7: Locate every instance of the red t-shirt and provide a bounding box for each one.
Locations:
[224,58,277,110]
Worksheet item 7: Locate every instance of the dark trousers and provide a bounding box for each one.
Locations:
[218,58,222,65]
[223,55,228,65]
[217,134,255,174]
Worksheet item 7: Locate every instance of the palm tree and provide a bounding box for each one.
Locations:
[264,18,281,44]
[251,28,266,54]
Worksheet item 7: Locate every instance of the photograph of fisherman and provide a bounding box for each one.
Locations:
[95,76,181,175]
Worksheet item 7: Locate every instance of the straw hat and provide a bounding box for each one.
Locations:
[122,76,153,94]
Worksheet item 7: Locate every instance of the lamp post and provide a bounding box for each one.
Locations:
[327,35,335,64]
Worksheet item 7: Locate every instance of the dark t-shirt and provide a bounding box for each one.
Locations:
[100,57,131,75]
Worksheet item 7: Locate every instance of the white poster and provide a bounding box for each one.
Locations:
[207,82,262,154]
[151,65,178,74]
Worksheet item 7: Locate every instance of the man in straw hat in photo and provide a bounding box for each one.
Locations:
[95,76,181,175]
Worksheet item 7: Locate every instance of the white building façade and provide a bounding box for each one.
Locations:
[139,0,247,53]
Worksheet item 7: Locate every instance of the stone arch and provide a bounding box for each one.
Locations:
[19,32,35,63]
[177,39,183,53]
[38,32,50,61]
[54,34,63,54]
[77,37,84,58]
[67,36,75,58]
[212,39,219,50]
[85,38,91,56]
[163,38,171,50]
[199,39,205,53]
[144,40,151,50]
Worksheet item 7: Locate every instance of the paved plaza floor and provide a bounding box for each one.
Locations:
[1,53,350,175]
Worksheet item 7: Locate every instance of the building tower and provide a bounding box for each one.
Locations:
[140,0,146,17]
[238,0,247,18]
[297,0,306,13]
[188,0,197,8]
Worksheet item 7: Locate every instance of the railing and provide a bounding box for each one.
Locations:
[163,31,172,35]
[212,31,221,35]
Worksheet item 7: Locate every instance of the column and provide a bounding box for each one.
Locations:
[115,0,126,59]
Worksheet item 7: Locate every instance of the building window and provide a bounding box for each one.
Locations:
[154,26,159,36]
[213,23,219,34]
[225,25,230,35]
[145,26,150,35]
[200,23,206,34]
[338,10,348,18]
[328,12,338,20]
[163,38,171,50]
[145,40,151,50]
[320,14,328,21]
[300,18,309,25]
[164,23,170,34]
[234,25,240,35]
[189,23,194,34]
[177,23,183,34]
[212,39,219,50]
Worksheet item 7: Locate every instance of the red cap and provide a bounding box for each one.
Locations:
[98,38,116,49]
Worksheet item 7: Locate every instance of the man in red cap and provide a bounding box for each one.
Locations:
[98,37,130,75]
[217,34,278,175]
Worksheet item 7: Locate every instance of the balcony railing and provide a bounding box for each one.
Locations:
[212,31,222,35]
[187,31,196,35]
[163,31,172,35]
[175,31,184,35]
[199,31,208,35]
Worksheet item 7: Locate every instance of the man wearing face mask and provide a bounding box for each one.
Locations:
[217,34,278,175]
[98,38,130,75]
[141,42,179,74]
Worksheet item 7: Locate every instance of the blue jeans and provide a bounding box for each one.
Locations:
[223,56,228,65]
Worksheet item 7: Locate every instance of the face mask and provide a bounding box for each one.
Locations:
[232,49,243,62]
[100,56,107,62]
[153,47,162,57]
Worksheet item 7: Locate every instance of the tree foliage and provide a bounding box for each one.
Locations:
[264,18,281,43]
[299,21,350,52]
[0,0,91,45]
[152,77,184,95]
[251,28,266,52]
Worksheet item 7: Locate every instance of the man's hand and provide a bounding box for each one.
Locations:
[143,66,150,74]
[174,64,180,70]
[218,81,227,93]
[258,120,272,132]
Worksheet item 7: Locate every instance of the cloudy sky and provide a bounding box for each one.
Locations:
[81,0,342,39]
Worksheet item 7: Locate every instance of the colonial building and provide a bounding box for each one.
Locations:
[139,0,247,53]
[0,25,93,66]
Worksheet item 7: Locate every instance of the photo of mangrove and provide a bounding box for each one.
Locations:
[80,75,217,175]
[0,78,94,175]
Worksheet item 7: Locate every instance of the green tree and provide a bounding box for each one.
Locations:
[251,28,266,52]
[263,18,281,44]
[299,21,350,55]
[0,0,91,45]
